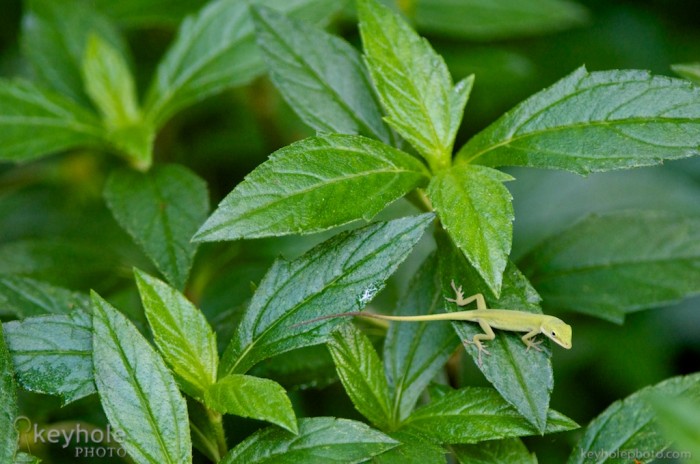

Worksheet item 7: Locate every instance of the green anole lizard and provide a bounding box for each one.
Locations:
[302,280,572,365]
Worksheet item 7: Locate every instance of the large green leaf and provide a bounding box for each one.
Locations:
[410,0,588,41]
[457,67,700,174]
[437,234,555,433]
[428,164,514,296]
[403,387,577,444]
[104,165,209,290]
[520,211,700,323]
[0,80,104,162]
[220,214,433,375]
[194,134,429,242]
[135,270,218,400]
[568,373,700,464]
[205,374,297,433]
[453,438,537,464]
[327,325,393,430]
[0,276,89,318]
[91,292,192,464]
[252,6,392,144]
[221,417,398,463]
[384,252,458,424]
[357,0,472,171]
[3,311,94,404]
[0,324,18,464]
[373,431,447,464]
[21,0,128,106]
[144,0,344,127]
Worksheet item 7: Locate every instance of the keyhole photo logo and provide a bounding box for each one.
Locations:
[14,416,127,459]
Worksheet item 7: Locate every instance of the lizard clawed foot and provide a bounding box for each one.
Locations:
[446,280,467,305]
[524,338,543,352]
[463,339,490,367]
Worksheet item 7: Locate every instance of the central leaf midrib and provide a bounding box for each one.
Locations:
[99,310,181,464]
[148,176,183,287]
[363,10,449,155]
[462,116,700,165]
[146,292,214,386]
[202,164,425,237]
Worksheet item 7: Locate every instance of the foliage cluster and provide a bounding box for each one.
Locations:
[1,0,700,463]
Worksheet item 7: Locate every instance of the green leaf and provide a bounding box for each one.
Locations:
[221,417,398,464]
[144,0,345,128]
[457,67,700,174]
[81,34,153,166]
[0,80,103,162]
[520,211,700,323]
[21,0,128,106]
[651,395,700,462]
[0,276,90,318]
[205,374,297,434]
[251,6,392,144]
[135,270,218,400]
[0,324,19,464]
[403,387,577,444]
[82,35,140,128]
[384,252,458,424]
[91,292,192,464]
[327,324,393,430]
[672,62,700,85]
[3,311,94,404]
[428,164,514,296]
[410,0,588,41]
[357,0,471,171]
[568,373,700,464]
[437,233,555,433]
[372,430,447,464]
[220,214,433,375]
[105,165,209,290]
[453,438,537,464]
[194,134,429,242]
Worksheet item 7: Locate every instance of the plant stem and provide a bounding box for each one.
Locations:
[406,188,434,213]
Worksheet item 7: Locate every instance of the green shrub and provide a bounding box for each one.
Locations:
[1,0,699,462]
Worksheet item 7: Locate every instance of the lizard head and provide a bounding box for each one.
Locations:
[540,317,572,349]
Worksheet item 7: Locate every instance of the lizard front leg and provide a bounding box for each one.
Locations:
[446,280,487,310]
[521,329,543,352]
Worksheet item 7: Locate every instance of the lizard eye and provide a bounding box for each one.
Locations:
[551,331,556,337]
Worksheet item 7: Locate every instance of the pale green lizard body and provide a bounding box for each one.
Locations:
[301,281,572,365]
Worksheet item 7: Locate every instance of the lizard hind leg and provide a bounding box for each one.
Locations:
[463,320,496,366]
